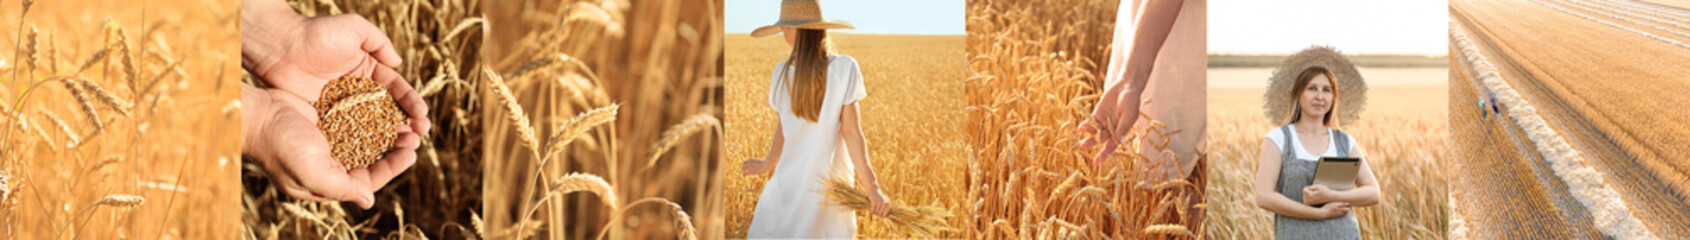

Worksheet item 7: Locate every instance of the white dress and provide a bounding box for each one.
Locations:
[747,55,867,238]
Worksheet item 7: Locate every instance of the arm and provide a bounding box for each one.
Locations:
[742,123,785,175]
[1254,139,1349,219]
[1305,145,1382,207]
[840,102,891,217]
[1080,0,1188,166]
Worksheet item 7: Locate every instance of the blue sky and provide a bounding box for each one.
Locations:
[1209,0,1448,55]
[725,0,965,35]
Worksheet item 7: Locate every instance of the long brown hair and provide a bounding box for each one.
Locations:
[1288,66,1337,126]
[778,28,833,122]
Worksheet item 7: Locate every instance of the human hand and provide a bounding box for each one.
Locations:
[244,13,403,101]
[865,186,891,217]
[742,159,770,175]
[1077,77,1143,167]
[1316,201,1352,219]
[242,84,421,209]
[1303,184,1336,205]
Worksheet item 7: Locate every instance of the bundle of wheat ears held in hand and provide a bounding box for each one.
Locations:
[312,74,407,170]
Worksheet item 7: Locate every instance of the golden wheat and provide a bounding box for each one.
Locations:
[725,33,967,238]
[646,113,720,169]
[822,178,955,238]
[313,75,405,169]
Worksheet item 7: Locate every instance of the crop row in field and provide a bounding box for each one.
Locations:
[1449,20,1657,239]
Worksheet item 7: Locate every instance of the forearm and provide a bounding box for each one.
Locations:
[763,131,785,169]
[1255,190,1328,219]
[844,130,879,191]
[1333,185,1381,207]
[241,0,306,75]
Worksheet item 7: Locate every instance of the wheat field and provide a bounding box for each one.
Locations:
[965,0,1217,238]
[722,33,967,238]
[1204,67,1449,239]
[1451,0,1690,237]
[243,0,723,239]
[0,0,242,238]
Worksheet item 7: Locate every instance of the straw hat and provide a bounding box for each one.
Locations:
[1262,45,1368,126]
[750,0,854,38]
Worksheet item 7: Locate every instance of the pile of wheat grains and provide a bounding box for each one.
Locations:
[313,75,406,169]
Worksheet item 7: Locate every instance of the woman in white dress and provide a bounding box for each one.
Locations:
[739,0,891,238]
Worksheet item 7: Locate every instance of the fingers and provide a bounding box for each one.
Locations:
[375,66,432,136]
[873,202,891,217]
[290,142,376,209]
[368,132,421,187]
[1092,139,1120,167]
[336,14,402,68]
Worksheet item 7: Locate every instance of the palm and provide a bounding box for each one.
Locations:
[257,14,399,101]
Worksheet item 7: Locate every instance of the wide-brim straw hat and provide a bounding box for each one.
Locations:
[1263,45,1368,126]
[750,0,854,38]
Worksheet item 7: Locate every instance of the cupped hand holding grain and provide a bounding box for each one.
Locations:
[239,67,429,210]
[241,0,402,100]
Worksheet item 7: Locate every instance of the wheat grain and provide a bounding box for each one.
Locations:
[313,75,405,169]
[598,198,697,240]
[645,113,719,169]
[44,111,77,147]
[58,78,103,133]
[68,77,131,117]
[545,173,618,209]
[74,47,110,74]
[23,23,39,71]
[822,178,954,237]
[1,170,10,202]
[483,68,540,158]
[543,104,619,160]
[96,194,145,208]
[321,90,390,119]
[1142,224,1194,238]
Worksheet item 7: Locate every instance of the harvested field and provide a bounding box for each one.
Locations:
[1452,0,1690,237]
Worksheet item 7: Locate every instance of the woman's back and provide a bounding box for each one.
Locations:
[747,54,868,238]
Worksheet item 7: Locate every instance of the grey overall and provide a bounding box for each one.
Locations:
[1273,125,1360,240]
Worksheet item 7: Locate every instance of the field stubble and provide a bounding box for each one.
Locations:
[1454,0,1690,236]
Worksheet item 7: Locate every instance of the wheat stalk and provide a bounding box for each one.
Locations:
[1141,224,1195,238]
[644,113,719,169]
[58,78,103,133]
[96,194,145,208]
[543,104,619,161]
[595,198,697,240]
[483,68,540,158]
[68,77,131,117]
[516,172,618,239]
[60,194,145,239]
[822,178,954,238]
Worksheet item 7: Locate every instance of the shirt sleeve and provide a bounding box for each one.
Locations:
[841,56,867,105]
[769,61,786,110]
[1264,127,1285,150]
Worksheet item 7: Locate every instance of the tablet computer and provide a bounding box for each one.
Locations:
[1313,157,1361,191]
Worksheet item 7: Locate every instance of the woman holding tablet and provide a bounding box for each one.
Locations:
[1252,46,1382,240]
